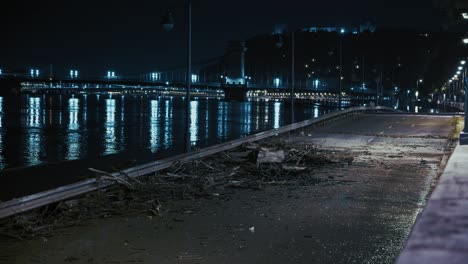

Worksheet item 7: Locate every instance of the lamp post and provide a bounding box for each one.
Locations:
[291,31,295,123]
[339,29,344,109]
[275,31,295,124]
[162,1,192,153]
[461,58,468,144]
[415,79,422,107]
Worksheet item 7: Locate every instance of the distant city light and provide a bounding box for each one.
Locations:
[340,28,345,34]
[70,70,78,79]
[458,66,463,70]
[274,78,280,87]
[150,72,160,81]
[457,71,461,75]
[463,38,468,44]
[191,74,198,83]
[462,12,468,19]
[30,69,39,78]
[106,71,116,79]
[314,79,320,89]
[0,69,2,75]
[462,60,466,65]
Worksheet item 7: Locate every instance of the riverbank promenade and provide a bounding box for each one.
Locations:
[2,109,464,264]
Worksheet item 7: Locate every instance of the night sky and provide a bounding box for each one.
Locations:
[0,0,448,76]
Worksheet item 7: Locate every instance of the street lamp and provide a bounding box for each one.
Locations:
[339,29,344,109]
[461,58,468,144]
[161,2,192,152]
[275,31,295,123]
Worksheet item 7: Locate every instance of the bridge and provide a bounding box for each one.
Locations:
[0,74,391,105]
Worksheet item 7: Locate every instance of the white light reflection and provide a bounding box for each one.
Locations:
[26,97,42,166]
[273,102,281,129]
[242,103,252,135]
[104,99,116,154]
[150,100,160,152]
[205,100,209,138]
[255,104,260,131]
[217,102,228,140]
[27,97,41,127]
[66,98,81,160]
[82,94,88,122]
[314,105,320,118]
[190,101,198,145]
[163,100,173,148]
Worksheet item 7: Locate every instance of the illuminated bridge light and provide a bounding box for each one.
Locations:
[191,74,198,83]
[106,71,116,79]
[150,72,160,81]
[274,78,280,87]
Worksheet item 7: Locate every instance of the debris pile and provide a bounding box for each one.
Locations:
[0,140,354,239]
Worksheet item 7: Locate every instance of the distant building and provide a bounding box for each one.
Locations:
[301,21,376,34]
[302,26,342,33]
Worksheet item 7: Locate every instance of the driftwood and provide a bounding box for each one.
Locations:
[2,140,351,239]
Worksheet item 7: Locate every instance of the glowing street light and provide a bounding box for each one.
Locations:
[161,1,192,152]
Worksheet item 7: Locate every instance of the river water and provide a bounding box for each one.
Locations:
[0,94,333,170]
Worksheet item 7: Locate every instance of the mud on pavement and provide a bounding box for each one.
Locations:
[0,114,460,264]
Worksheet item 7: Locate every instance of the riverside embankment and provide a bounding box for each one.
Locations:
[0,111,461,264]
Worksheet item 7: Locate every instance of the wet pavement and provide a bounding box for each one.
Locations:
[0,113,460,264]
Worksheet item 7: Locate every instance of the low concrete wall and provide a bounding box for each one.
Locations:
[396,144,468,264]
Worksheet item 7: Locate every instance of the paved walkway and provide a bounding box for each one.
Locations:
[397,143,468,264]
[0,113,459,264]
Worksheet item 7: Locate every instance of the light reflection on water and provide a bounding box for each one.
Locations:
[66,97,80,160]
[0,94,331,169]
[104,98,117,155]
[150,100,160,152]
[190,101,198,145]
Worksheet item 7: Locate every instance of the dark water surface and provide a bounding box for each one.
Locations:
[0,94,333,199]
